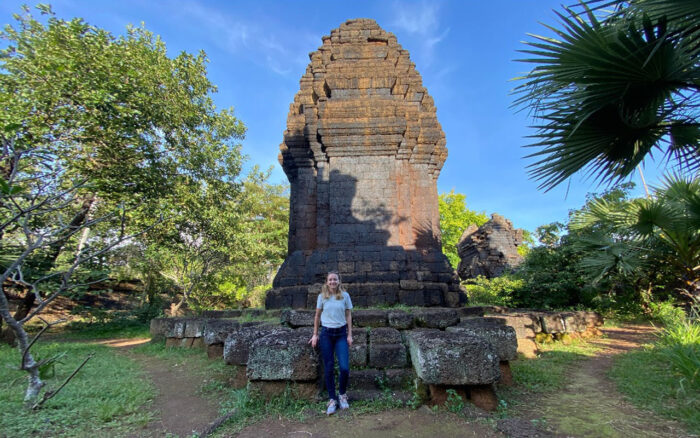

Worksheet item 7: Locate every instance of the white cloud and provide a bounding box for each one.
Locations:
[175,2,306,76]
[389,1,448,67]
[391,1,439,36]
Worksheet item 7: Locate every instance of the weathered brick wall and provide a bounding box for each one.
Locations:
[269,19,460,309]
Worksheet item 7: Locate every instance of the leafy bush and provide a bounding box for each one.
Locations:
[648,300,687,326]
[510,244,588,309]
[655,305,700,389]
[462,275,522,306]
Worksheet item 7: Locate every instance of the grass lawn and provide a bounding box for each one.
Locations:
[0,341,155,437]
[610,343,700,434]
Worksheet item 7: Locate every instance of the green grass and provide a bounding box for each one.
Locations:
[509,338,601,393]
[209,388,407,436]
[133,342,234,387]
[610,327,700,434]
[0,341,154,437]
[49,318,151,340]
[132,344,408,436]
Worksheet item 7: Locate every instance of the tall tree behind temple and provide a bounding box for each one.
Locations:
[438,190,488,269]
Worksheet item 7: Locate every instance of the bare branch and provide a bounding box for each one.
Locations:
[20,220,161,323]
[21,317,67,371]
[31,353,94,410]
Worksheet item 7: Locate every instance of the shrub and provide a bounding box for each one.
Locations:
[648,300,687,326]
[462,275,523,306]
[655,305,700,389]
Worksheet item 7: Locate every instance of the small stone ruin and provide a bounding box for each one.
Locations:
[267,18,462,309]
[150,307,603,411]
[457,214,524,279]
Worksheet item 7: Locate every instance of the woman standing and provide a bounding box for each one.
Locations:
[309,271,353,415]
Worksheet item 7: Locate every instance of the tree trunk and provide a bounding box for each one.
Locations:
[0,286,44,403]
[1,288,36,346]
[170,296,185,316]
[43,194,95,268]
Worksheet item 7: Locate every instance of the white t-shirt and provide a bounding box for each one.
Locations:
[317,291,353,328]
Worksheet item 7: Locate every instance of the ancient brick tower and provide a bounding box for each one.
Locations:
[265,18,464,309]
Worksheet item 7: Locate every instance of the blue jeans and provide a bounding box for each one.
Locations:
[319,325,349,401]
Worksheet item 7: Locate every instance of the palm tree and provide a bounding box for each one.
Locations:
[514,0,700,191]
[571,174,700,301]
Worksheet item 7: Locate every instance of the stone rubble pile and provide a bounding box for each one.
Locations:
[150,306,602,410]
[457,214,525,279]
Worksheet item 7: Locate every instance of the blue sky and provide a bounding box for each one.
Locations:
[1,1,666,233]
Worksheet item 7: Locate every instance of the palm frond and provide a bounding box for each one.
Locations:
[514,0,700,191]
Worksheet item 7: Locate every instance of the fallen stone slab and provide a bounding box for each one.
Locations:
[387,309,414,329]
[413,308,459,329]
[150,317,189,339]
[350,328,369,367]
[384,368,415,389]
[202,319,242,345]
[582,310,604,328]
[369,343,408,369]
[354,309,388,327]
[538,312,566,334]
[349,369,385,390]
[447,318,518,361]
[369,327,407,368]
[247,330,319,381]
[223,325,289,366]
[150,318,181,340]
[561,312,587,333]
[183,318,206,338]
[280,309,316,327]
[406,329,500,385]
[370,327,402,345]
[485,312,542,336]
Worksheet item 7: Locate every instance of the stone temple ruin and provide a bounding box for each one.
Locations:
[457,214,524,280]
[266,18,462,309]
[149,19,606,413]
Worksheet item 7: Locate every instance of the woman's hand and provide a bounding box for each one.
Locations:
[309,334,319,348]
[347,335,353,347]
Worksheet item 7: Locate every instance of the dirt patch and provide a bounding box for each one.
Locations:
[234,406,505,438]
[113,346,221,438]
[514,324,693,438]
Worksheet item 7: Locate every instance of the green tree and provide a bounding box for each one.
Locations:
[438,190,488,268]
[145,166,288,312]
[514,0,699,190]
[571,175,700,302]
[0,5,245,404]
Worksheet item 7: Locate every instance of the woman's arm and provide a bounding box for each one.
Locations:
[309,307,322,348]
[345,309,353,346]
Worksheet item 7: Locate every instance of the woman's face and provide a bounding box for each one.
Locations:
[326,273,340,291]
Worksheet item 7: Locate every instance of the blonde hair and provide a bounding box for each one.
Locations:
[321,271,344,300]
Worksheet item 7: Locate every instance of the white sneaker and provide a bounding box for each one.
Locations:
[326,399,337,415]
[339,393,349,410]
